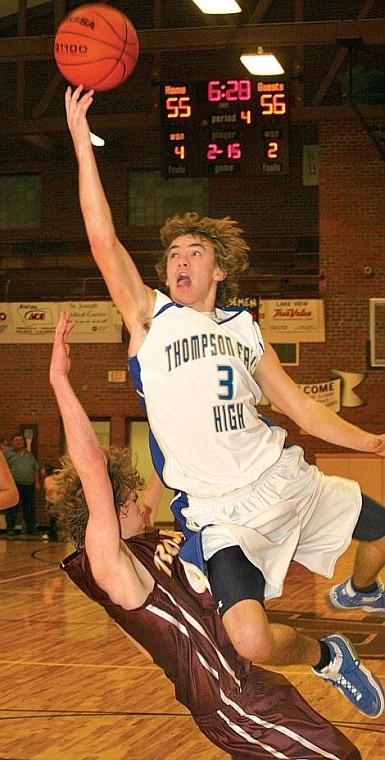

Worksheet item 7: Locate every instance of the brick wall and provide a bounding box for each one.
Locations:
[0,340,143,467]
[1,116,384,470]
[273,117,385,462]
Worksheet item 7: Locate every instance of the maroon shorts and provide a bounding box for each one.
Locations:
[193,667,360,759]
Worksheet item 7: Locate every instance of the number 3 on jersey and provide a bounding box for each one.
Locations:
[217,365,233,400]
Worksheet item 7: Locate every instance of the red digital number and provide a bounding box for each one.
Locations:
[208,81,222,102]
[224,79,251,101]
[207,143,223,160]
[236,80,252,101]
[207,143,242,161]
[227,143,242,160]
[224,80,239,101]
[207,79,252,102]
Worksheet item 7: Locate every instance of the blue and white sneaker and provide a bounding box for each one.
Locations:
[329,578,385,612]
[312,634,384,718]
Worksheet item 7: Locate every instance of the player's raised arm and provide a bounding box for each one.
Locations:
[49,312,148,606]
[49,313,121,561]
[65,86,155,341]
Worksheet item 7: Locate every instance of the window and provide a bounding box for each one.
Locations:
[271,343,299,366]
[127,419,174,523]
[369,298,385,368]
[60,419,110,454]
[128,170,208,226]
[0,174,41,229]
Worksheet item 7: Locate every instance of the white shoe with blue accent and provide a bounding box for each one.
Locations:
[329,578,385,612]
[312,634,384,718]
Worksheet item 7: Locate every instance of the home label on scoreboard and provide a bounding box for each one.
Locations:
[160,79,289,178]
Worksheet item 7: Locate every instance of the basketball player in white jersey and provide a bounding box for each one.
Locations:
[65,85,385,719]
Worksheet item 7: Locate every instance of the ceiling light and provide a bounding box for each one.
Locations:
[240,47,284,75]
[192,0,241,13]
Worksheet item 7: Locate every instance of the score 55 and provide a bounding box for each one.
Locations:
[166,96,192,118]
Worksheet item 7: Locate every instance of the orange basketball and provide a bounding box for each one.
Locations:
[54,3,139,91]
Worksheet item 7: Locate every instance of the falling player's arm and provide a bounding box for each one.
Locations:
[255,341,385,455]
[49,311,150,609]
[65,86,155,340]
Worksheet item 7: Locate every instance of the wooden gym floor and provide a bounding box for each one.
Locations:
[0,535,384,760]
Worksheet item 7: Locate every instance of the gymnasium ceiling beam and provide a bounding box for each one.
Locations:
[0,18,384,62]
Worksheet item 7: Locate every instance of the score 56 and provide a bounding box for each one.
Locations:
[259,92,286,116]
[166,96,192,118]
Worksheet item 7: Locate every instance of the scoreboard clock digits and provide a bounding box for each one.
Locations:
[160,79,289,177]
[207,79,252,102]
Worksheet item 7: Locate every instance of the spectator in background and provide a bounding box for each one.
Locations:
[4,433,39,536]
[40,463,60,541]
[0,437,10,453]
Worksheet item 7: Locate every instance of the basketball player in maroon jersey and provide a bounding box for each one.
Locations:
[49,311,359,760]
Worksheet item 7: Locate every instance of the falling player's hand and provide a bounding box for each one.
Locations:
[49,311,76,385]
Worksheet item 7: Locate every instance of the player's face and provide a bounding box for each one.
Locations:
[118,490,145,538]
[166,234,226,310]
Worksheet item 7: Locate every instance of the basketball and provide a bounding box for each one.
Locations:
[54,3,139,91]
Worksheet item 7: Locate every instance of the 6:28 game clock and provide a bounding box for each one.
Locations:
[207,79,252,101]
[160,78,289,177]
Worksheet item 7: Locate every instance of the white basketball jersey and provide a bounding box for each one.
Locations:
[129,290,287,498]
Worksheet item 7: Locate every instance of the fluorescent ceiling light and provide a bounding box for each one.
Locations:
[240,48,284,75]
[90,131,105,147]
[192,0,241,13]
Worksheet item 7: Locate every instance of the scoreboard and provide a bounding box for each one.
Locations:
[160,78,289,178]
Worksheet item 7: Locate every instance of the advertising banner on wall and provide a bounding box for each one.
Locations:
[259,298,325,343]
[262,369,366,416]
[0,302,123,343]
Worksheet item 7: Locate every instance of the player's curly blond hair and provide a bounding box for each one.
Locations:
[51,446,144,550]
[155,212,250,306]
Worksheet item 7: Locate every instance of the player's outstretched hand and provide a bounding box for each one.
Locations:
[65,85,95,147]
[49,311,76,386]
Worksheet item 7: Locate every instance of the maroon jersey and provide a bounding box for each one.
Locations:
[61,531,360,760]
